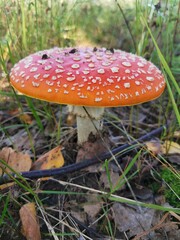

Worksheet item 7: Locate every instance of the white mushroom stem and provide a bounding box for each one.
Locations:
[68,105,104,144]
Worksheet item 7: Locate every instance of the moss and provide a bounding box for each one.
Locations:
[161,168,180,208]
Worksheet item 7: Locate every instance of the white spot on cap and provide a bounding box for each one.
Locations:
[88,63,95,68]
[46,81,54,86]
[137,62,144,67]
[102,62,111,66]
[155,86,159,92]
[79,94,87,99]
[14,66,20,71]
[146,76,154,81]
[146,85,152,90]
[43,74,50,78]
[125,69,131,74]
[52,76,57,80]
[142,88,146,94]
[67,72,72,76]
[124,82,130,88]
[19,71,25,76]
[38,60,47,64]
[34,74,40,79]
[57,64,64,68]
[32,81,40,87]
[111,67,119,73]
[73,57,81,61]
[107,89,115,94]
[24,64,30,69]
[82,70,89,75]
[67,76,75,81]
[48,88,52,93]
[95,97,103,102]
[84,54,91,59]
[97,69,105,74]
[135,81,141,85]
[71,64,80,69]
[56,59,64,63]
[135,91,139,96]
[44,65,52,71]
[122,61,132,67]
[55,69,64,73]
[30,67,38,72]
[107,78,114,83]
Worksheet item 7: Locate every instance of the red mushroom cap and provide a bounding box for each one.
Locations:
[10,47,166,107]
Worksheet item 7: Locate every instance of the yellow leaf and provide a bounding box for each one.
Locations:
[0,147,32,176]
[161,141,180,155]
[19,202,41,240]
[32,146,64,170]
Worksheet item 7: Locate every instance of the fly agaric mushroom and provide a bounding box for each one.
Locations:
[10,47,166,149]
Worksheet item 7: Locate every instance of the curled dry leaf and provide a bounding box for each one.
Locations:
[31,146,64,170]
[0,147,32,175]
[19,202,41,240]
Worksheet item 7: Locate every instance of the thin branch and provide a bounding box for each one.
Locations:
[0,124,168,184]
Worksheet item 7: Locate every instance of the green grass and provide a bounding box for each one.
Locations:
[0,0,180,239]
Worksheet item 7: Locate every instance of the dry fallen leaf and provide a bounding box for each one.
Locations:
[161,140,180,155]
[19,113,33,124]
[100,170,124,190]
[145,140,180,157]
[112,203,155,238]
[8,108,33,125]
[19,202,41,240]
[0,147,32,175]
[31,146,64,170]
[145,140,162,155]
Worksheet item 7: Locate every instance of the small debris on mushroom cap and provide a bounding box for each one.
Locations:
[10,47,166,107]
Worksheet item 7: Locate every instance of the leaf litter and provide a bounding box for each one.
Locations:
[0,98,180,239]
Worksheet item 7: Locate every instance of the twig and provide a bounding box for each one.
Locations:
[115,0,136,51]
[0,125,167,184]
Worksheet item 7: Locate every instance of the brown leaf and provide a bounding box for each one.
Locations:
[0,147,32,175]
[145,140,162,155]
[112,203,155,238]
[83,202,102,221]
[31,146,64,170]
[100,170,124,190]
[83,194,103,223]
[19,202,41,240]
[19,113,33,124]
